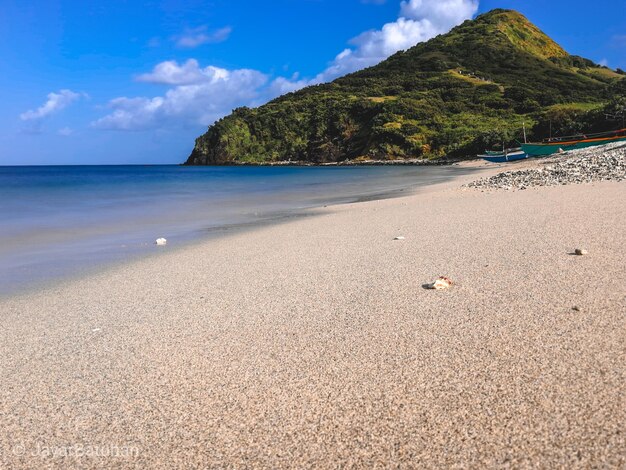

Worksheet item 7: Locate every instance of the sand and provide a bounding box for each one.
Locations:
[0,164,624,469]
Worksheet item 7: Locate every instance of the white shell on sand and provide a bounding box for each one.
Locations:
[156,238,167,246]
[574,248,588,255]
[426,277,453,290]
[394,236,405,240]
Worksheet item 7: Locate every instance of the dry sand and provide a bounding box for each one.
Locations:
[0,164,624,468]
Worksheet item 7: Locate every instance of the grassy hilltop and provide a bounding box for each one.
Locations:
[186,9,626,164]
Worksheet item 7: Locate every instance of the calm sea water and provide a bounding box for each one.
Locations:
[0,164,472,295]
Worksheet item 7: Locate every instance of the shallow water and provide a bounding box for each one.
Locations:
[0,164,474,295]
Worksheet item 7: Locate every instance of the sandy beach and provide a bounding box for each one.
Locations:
[1,158,624,468]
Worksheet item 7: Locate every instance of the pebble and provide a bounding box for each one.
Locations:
[574,248,589,256]
[467,143,626,191]
[156,238,167,246]
[394,236,405,240]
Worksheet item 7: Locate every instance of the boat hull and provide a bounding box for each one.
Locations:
[480,151,528,163]
[522,135,626,156]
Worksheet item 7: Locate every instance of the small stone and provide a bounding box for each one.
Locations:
[156,238,167,246]
[394,236,405,240]
[574,248,588,256]
[572,306,580,312]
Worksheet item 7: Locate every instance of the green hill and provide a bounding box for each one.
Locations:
[185,9,626,165]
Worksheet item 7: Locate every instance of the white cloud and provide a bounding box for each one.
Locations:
[20,89,84,121]
[267,73,312,96]
[401,0,479,27]
[92,66,268,130]
[94,0,479,131]
[174,26,232,48]
[315,18,437,82]
[136,59,230,85]
[58,127,74,136]
[598,58,609,67]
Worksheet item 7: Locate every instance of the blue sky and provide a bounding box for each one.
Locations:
[1,0,624,165]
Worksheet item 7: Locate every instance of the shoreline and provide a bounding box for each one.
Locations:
[0,164,484,299]
[1,149,624,467]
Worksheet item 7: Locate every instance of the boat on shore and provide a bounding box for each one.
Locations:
[480,148,528,163]
[521,128,626,156]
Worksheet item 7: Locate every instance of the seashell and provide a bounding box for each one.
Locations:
[156,238,167,246]
[394,236,405,240]
[574,248,588,255]
[426,276,453,290]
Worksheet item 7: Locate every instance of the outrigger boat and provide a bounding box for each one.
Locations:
[480,147,528,163]
[480,152,528,163]
[521,128,626,156]
[480,123,529,163]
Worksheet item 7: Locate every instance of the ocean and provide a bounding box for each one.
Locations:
[0,164,473,295]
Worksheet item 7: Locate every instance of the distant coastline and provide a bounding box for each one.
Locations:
[183,157,462,167]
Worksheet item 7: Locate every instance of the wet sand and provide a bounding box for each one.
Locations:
[1,164,624,468]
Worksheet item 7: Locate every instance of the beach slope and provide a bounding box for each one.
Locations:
[1,153,625,468]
